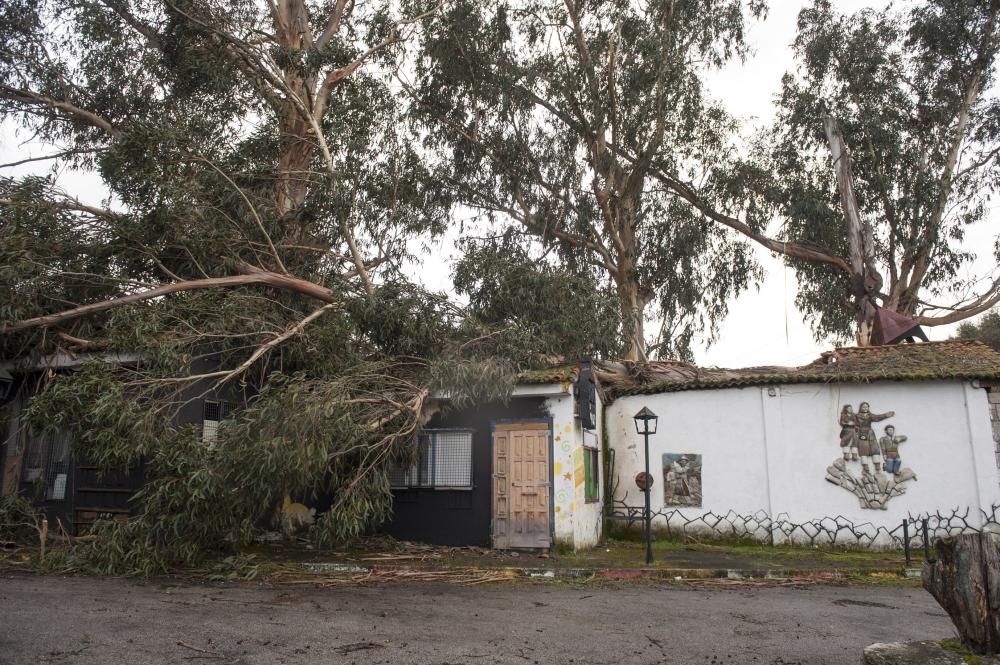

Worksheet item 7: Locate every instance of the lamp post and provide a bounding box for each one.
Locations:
[633,406,658,565]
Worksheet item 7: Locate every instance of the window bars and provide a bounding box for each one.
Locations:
[202,400,236,443]
[390,430,473,490]
[20,428,72,501]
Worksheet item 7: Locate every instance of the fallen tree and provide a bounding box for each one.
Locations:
[0,0,542,574]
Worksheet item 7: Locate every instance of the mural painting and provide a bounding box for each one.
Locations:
[662,453,702,507]
[825,402,917,510]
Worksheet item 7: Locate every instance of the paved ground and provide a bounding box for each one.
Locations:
[0,574,954,665]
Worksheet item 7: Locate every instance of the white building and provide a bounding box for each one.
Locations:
[601,341,1000,548]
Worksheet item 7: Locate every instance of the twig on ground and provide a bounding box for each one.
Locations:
[177,641,222,657]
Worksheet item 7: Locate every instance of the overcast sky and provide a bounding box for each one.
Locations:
[2,0,995,369]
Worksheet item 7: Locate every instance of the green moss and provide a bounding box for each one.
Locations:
[609,341,1000,398]
[938,639,989,665]
[517,365,575,385]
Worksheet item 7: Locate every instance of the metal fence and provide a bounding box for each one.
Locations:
[607,493,1000,550]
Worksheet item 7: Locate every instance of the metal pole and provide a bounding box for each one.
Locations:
[644,429,652,565]
[922,518,931,563]
[902,520,910,566]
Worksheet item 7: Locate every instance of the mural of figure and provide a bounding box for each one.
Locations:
[839,405,858,461]
[662,453,703,507]
[854,402,894,477]
[879,425,908,476]
[664,462,687,500]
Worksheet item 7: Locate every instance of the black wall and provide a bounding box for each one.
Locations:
[1,356,253,534]
[382,397,551,547]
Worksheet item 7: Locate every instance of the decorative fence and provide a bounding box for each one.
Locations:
[608,492,1000,550]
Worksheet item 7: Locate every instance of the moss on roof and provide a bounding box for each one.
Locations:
[517,364,577,385]
[601,341,1000,399]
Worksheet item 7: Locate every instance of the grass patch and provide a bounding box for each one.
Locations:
[604,523,907,564]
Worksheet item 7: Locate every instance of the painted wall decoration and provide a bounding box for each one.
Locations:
[662,453,702,507]
[826,402,917,510]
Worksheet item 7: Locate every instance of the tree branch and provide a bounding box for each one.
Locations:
[0,272,337,334]
[316,0,351,50]
[0,87,121,138]
[0,148,98,169]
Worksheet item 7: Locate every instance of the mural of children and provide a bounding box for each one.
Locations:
[854,402,894,477]
[839,405,858,461]
[880,425,908,476]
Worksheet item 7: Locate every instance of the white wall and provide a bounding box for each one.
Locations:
[608,380,1000,547]
[545,389,604,550]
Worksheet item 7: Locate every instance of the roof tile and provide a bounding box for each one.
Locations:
[600,341,1000,398]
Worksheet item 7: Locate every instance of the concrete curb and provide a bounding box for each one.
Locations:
[302,562,916,581]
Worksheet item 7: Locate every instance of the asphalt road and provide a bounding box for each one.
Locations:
[0,575,955,665]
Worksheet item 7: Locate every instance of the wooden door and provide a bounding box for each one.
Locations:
[492,424,550,549]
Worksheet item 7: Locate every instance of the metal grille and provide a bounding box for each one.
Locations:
[202,401,235,443]
[389,434,433,488]
[389,430,472,489]
[433,431,472,488]
[20,428,72,500]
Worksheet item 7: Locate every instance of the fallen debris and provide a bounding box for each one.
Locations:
[335,641,386,654]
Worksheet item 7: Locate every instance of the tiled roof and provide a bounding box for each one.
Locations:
[599,341,1000,398]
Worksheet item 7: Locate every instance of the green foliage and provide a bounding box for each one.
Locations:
[409,0,766,358]
[0,0,500,574]
[727,0,1000,341]
[0,494,41,544]
[207,553,264,582]
[453,232,622,361]
[955,310,1000,352]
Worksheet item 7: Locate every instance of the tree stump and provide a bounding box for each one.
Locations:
[922,533,1000,655]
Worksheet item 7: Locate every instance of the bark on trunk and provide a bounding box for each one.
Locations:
[272,0,319,235]
[824,115,882,347]
[275,99,315,219]
[922,533,1000,655]
[618,278,646,362]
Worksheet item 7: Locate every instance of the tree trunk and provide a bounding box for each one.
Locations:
[824,115,882,346]
[612,205,647,362]
[922,533,1000,655]
[275,97,316,220]
[272,0,319,234]
[619,278,647,362]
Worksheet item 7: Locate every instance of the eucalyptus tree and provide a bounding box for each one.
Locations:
[452,230,622,361]
[0,0,519,571]
[676,0,1000,344]
[407,0,766,361]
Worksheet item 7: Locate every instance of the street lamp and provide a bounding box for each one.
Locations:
[633,406,658,565]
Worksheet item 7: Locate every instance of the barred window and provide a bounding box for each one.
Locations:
[390,430,473,490]
[202,400,235,443]
[20,428,72,501]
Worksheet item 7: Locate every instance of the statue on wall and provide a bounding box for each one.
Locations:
[854,402,894,477]
[839,405,858,461]
[825,402,916,510]
[879,425,907,476]
[662,453,702,507]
